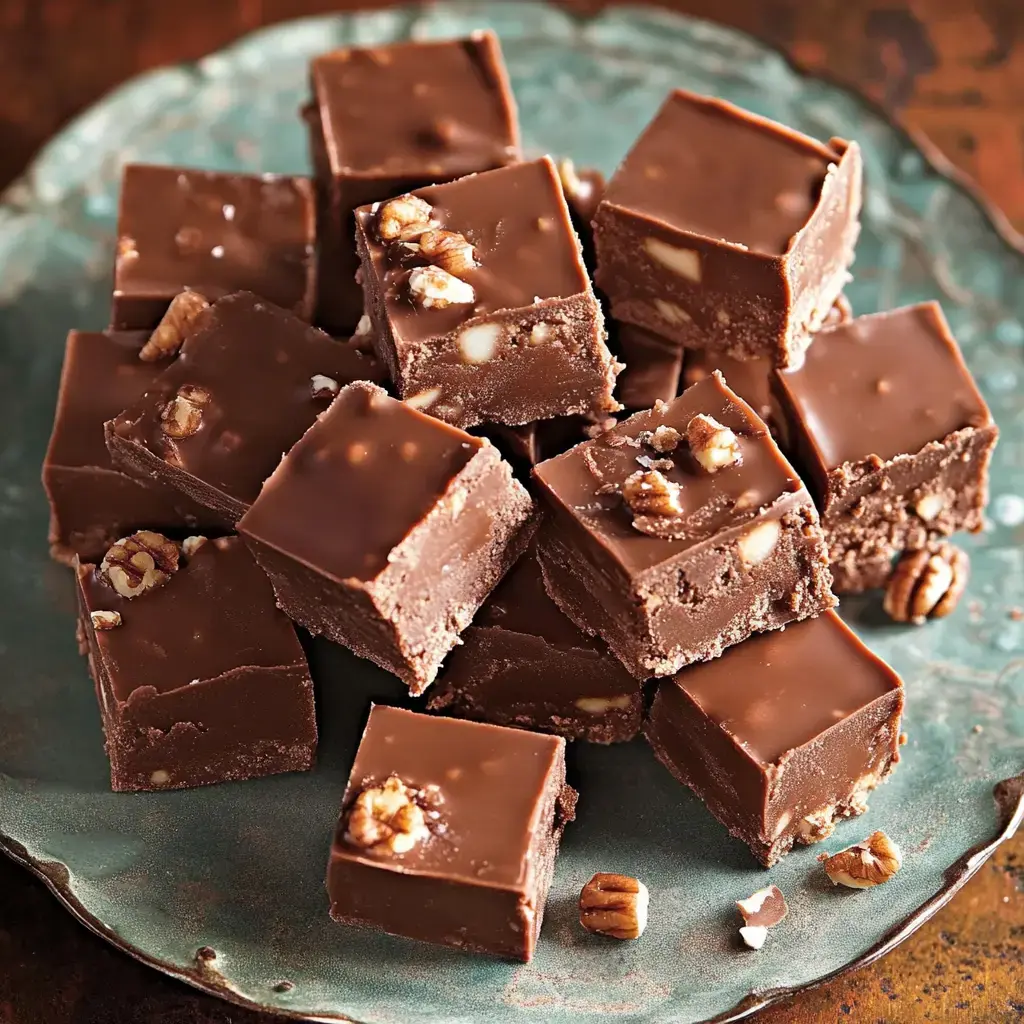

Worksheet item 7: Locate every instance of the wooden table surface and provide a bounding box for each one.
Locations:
[1,1,1022,1022]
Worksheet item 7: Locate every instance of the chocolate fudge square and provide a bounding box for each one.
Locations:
[76,534,317,792]
[327,704,576,960]
[645,611,904,866]
[106,291,384,528]
[355,157,620,429]
[430,547,642,743]
[594,90,861,368]
[111,165,316,330]
[307,31,520,332]
[238,382,535,693]
[616,323,684,412]
[42,330,221,564]
[771,302,998,592]
[533,371,835,679]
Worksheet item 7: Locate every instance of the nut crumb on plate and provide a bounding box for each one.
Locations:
[820,830,902,888]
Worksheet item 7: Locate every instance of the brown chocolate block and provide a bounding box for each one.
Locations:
[594,90,861,368]
[307,31,521,332]
[616,323,684,411]
[106,291,384,528]
[111,165,316,330]
[645,611,904,866]
[532,371,835,679]
[355,157,621,428]
[76,535,317,792]
[771,302,998,592]
[429,547,642,743]
[238,381,535,693]
[42,330,222,564]
[326,704,576,961]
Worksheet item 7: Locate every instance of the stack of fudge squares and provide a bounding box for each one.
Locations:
[46,31,998,962]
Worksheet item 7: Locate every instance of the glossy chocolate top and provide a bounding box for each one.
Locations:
[534,372,803,573]
[333,704,563,888]
[663,610,902,764]
[114,165,315,315]
[78,536,305,701]
[616,323,683,410]
[475,547,604,651]
[109,292,383,507]
[46,330,152,468]
[312,32,520,178]
[356,158,590,342]
[602,89,839,255]
[773,302,993,470]
[239,381,482,582]
[684,350,773,424]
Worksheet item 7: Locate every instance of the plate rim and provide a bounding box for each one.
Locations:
[2,3,1023,1021]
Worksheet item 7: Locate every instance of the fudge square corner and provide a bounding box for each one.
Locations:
[326,704,576,961]
[532,370,835,679]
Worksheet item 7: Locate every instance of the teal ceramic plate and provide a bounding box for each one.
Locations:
[1,3,1023,1021]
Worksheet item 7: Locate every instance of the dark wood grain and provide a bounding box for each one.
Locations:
[1,2,1023,1022]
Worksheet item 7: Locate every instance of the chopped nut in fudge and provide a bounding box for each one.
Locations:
[105,291,385,528]
[111,165,316,330]
[771,302,997,592]
[429,545,642,743]
[327,704,575,961]
[238,381,535,693]
[645,611,904,866]
[42,329,222,565]
[354,157,621,429]
[306,31,521,332]
[532,370,835,679]
[76,535,317,792]
[594,90,861,368]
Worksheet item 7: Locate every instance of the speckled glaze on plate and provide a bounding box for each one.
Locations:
[0,4,1022,1022]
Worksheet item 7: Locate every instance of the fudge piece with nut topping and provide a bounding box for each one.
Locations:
[354,157,620,429]
[238,381,535,693]
[645,611,904,866]
[429,545,642,743]
[594,90,861,368]
[105,291,384,528]
[771,302,997,591]
[327,704,576,960]
[532,371,835,679]
[76,534,316,792]
[42,329,222,564]
[306,31,521,332]
[111,165,317,330]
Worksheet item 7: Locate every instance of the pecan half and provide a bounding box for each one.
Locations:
[99,531,179,599]
[686,414,741,473]
[622,469,682,518]
[376,194,436,242]
[883,543,969,624]
[345,775,436,855]
[579,872,649,940]
[139,289,210,361]
[418,229,477,276]
[160,384,210,439]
